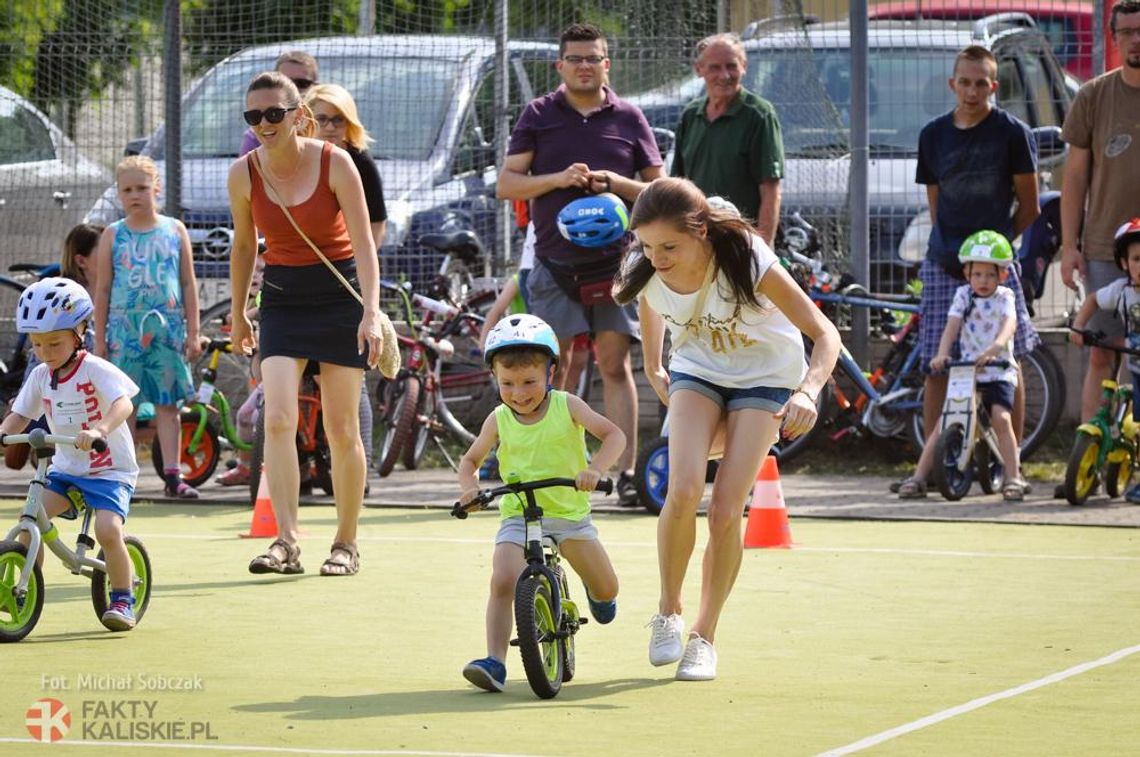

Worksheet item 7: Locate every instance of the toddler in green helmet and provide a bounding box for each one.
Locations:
[927,230,1027,500]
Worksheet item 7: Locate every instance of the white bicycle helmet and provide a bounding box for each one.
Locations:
[484,314,560,365]
[17,277,94,334]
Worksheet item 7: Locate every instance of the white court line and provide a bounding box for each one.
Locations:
[816,643,1140,756]
[0,738,553,757]
[129,532,1140,562]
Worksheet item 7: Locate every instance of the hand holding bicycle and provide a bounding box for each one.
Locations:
[575,467,603,492]
[930,353,951,372]
[451,477,614,519]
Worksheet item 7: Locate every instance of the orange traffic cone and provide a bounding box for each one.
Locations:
[744,455,793,549]
[240,466,278,539]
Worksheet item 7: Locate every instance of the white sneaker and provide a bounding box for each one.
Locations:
[675,634,717,681]
[647,613,685,666]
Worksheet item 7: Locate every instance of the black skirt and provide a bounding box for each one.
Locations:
[259,258,368,369]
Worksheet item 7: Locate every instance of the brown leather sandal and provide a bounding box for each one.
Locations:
[319,542,359,576]
[249,539,303,575]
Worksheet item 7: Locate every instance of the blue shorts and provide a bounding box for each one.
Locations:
[669,371,792,413]
[977,381,1015,414]
[45,471,132,522]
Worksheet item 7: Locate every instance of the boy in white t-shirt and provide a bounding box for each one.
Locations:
[0,278,140,631]
[924,231,1025,501]
[1071,218,1140,502]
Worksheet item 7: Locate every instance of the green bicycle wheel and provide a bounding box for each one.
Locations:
[555,566,576,683]
[0,541,43,643]
[91,536,153,629]
[1064,431,1101,506]
[515,575,563,699]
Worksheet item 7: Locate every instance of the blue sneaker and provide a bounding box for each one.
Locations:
[101,599,135,632]
[1126,483,1140,504]
[585,587,617,625]
[462,656,506,692]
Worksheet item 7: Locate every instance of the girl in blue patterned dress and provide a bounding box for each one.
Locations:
[93,156,203,498]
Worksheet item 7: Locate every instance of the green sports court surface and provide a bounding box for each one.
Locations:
[0,503,1137,756]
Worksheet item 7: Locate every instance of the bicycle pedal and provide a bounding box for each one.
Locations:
[509,638,520,647]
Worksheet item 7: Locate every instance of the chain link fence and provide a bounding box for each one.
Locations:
[0,0,1098,352]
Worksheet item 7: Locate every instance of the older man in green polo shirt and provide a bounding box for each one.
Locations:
[671,33,785,245]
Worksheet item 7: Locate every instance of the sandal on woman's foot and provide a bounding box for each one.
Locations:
[319,542,359,576]
[1002,479,1028,502]
[897,478,927,499]
[249,539,303,575]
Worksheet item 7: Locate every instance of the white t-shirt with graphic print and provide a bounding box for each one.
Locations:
[641,234,806,390]
[947,284,1018,385]
[12,353,140,486]
[1094,276,1140,374]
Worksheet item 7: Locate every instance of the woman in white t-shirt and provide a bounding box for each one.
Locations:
[613,178,840,681]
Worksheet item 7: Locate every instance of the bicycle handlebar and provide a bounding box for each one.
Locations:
[945,359,1012,369]
[451,477,614,519]
[0,427,108,453]
[1070,328,1140,357]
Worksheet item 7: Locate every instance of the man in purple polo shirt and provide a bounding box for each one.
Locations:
[497,22,664,506]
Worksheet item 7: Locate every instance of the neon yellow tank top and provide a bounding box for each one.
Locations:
[494,390,589,521]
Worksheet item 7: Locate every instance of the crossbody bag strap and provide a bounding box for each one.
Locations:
[248,150,363,306]
[670,260,716,350]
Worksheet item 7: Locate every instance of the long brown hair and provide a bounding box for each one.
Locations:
[61,223,103,287]
[613,178,760,307]
[247,71,315,139]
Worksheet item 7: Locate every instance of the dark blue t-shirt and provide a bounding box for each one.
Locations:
[915,107,1037,271]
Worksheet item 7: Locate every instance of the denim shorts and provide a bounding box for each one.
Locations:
[45,471,132,522]
[977,381,1016,413]
[495,515,598,546]
[668,371,792,413]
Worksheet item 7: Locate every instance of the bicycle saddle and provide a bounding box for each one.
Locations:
[419,230,483,259]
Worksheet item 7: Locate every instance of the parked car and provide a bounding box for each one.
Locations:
[0,85,108,267]
[868,0,1097,81]
[85,36,561,308]
[626,15,1071,292]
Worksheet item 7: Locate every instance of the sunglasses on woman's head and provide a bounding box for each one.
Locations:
[243,106,297,126]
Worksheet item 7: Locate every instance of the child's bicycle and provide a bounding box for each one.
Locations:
[0,428,153,642]
[151,337,252,488]
[451,475,613,699]
[1063,329,1139,506]
[931,359,1011,501]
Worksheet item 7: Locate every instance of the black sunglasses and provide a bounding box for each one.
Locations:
[243,106,297,126]
[290,78,316,91]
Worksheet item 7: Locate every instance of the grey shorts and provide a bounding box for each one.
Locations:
[495,515,599,546]
[1086,259,1127,339]
[527,258,639,340]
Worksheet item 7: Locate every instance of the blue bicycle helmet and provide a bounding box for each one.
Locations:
[17,277,94,334]
[484,314,560,365]
[557,193,629,249]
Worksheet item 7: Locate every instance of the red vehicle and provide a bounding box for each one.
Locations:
[868,1,1097,80]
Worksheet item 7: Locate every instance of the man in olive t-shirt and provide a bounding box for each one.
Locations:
[670,33,784,245]
[1061,0,1140,420]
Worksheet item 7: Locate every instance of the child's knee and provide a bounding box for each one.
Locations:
[488,565,516,599]
[589,571,619,601]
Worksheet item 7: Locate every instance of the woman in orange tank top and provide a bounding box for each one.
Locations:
[227,71,390,577]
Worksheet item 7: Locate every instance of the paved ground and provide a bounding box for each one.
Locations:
[2,461,1136,528]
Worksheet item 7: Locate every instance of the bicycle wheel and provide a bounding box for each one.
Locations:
[1064,431,1101,506]
[908,344,1064,459]
[973,440,1003,495]
[932,423,972,500]
[634,436,670,516]
[0,279,27,400]
[91,536,153,628]
[150,406,221,488]
[555,566,576,683]
[0,541,43,643]
[196,299,254,411]
[378,376,420,477]
[515,574,563,699]
[401,382,434,470]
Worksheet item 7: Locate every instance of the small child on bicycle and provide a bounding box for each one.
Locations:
[1070,218,1140,502]
[456,314,625,692]
[925,230,1026,501]
[0,278,140,630]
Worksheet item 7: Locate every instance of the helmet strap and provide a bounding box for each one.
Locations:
[50,332,86,391]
